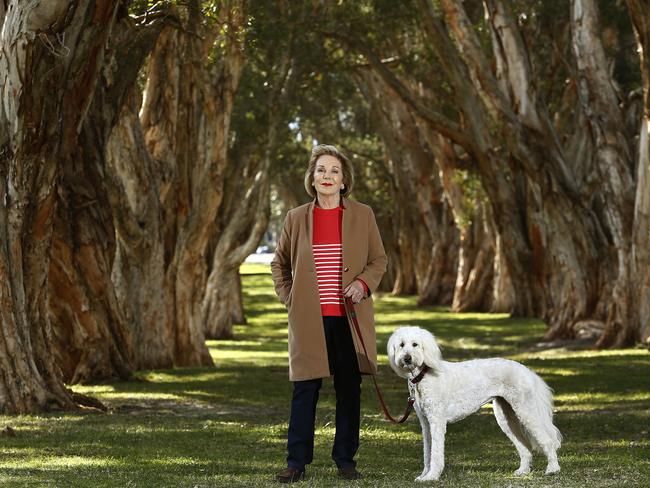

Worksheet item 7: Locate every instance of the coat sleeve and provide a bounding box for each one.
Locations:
[356,207,388,294]
[271,211,293,304]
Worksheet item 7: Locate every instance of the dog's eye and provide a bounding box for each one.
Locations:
[399,342,404,348]
[412,342,418,347]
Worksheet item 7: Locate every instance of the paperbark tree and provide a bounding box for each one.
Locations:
[345,6,544,318]
[437,0,613,339]
[107,86,175,371]
[625,0,650,345]
[331,0,630,344]
[0,0,119,413]
[203,3,305,338]
[570,0,636,346]
[48,6,172,383]
[355,70,458,304]
[140,0,245,364]
[423,133,505,313]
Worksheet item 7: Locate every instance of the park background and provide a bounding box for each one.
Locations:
[0,0,649,486]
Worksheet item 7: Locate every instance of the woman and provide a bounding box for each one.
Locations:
[271,144,387,483]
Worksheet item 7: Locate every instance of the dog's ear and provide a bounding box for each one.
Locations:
[420,328,443,372]
[387,332,409,378]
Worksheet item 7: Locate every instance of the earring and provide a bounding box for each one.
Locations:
[341,184,345,189]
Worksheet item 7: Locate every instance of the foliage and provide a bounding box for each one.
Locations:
[450,169,487,230]
[0,265,647,486]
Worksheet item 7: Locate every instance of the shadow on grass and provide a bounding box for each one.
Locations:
[1,272,648,486]
[2,389,647,487]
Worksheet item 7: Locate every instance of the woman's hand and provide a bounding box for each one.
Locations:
[344,280,366,304]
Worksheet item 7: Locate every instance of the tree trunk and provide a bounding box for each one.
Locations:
[361,1,543,316]
[419,127,505,311]
[0,0,118,413]
[426,138,497,312]
[48,10,173,380]
[571,0,637,347]
[49,145,133,384]
[108,90,174,370]
[451,204,495,312]
[626,0,650,345]
[140,1,245,364]
[436,0,615,335]
[230,273,246,325]
[355,70,459,304]
[202,171,271,339]
[203,38,294,339]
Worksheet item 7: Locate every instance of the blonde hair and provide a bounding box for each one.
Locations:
[304,144,354,198]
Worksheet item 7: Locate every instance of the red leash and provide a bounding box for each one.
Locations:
[344,297,415,424]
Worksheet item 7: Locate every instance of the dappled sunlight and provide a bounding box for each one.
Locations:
[529,348,649,360]
[556,391,650,408]
[1,453,121,469]
[1,268,647,487]
[240,263,272,275]
[139,371,230,383]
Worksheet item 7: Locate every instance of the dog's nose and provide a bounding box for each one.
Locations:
[404,354,412,364]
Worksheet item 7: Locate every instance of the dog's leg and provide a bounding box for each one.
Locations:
[510,400,561,475]
[493,397,533,476]
[416,417,446,482]
[415,410,431,481]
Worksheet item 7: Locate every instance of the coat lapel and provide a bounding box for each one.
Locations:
[307,199,315,271]
[341,197,352,287]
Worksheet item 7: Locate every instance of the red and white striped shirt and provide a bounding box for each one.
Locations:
[313,205,345,316]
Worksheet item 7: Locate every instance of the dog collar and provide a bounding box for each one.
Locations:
[409,365,430,384]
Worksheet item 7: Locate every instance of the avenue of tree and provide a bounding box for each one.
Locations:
[1,0,648,413]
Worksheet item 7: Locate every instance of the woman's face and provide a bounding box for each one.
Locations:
[313,155,345,197]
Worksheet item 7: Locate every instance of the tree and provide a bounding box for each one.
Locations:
[319,0,646,345]
[201,1,301,339]
[49,3,172,383]
[355,70,458,304]
[625,0,650,345]
[0,0,119,413]
[133,0,246,364]
[570,0,636,346]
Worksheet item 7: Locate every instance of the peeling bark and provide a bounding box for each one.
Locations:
[355,70,458,304]
[626,0,650,345]
[432,0,614,335]
[140,0,245,364]
[203,38,294,339]
[108,90,174,370]
[48,10,173,381]
[0,0,118,413]
[571,0,636,347]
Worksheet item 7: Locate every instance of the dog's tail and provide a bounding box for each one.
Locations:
[526,372,562,452]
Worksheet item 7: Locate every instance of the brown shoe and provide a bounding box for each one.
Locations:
[275,467,305,483]
[338,465,362,480]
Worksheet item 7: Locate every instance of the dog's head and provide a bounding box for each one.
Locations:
[387,326,443,378]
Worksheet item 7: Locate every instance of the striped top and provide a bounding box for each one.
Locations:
[313,205,345,316]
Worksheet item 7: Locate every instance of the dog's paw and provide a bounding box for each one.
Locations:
[415,472,441,482]
[514,467,531,476]
[545,463,560,475]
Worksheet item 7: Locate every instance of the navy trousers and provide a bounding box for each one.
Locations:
[286,316,362,471]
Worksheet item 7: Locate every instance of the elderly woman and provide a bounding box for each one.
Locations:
[271,144,387,483]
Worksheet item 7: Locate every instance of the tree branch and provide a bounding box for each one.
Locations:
[322,30,473,150]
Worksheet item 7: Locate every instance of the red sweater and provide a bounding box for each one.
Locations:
[313,205,345,316]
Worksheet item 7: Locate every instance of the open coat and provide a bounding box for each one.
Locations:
[271,198,388,381]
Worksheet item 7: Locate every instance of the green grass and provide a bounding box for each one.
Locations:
[1,264,649,487]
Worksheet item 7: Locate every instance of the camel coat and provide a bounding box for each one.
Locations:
[271,198,388,381]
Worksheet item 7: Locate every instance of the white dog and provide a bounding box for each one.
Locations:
[387,326,562,482]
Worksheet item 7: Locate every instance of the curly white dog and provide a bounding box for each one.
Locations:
[387,326,562,482]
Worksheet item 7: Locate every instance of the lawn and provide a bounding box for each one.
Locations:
[1,264,648,487]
